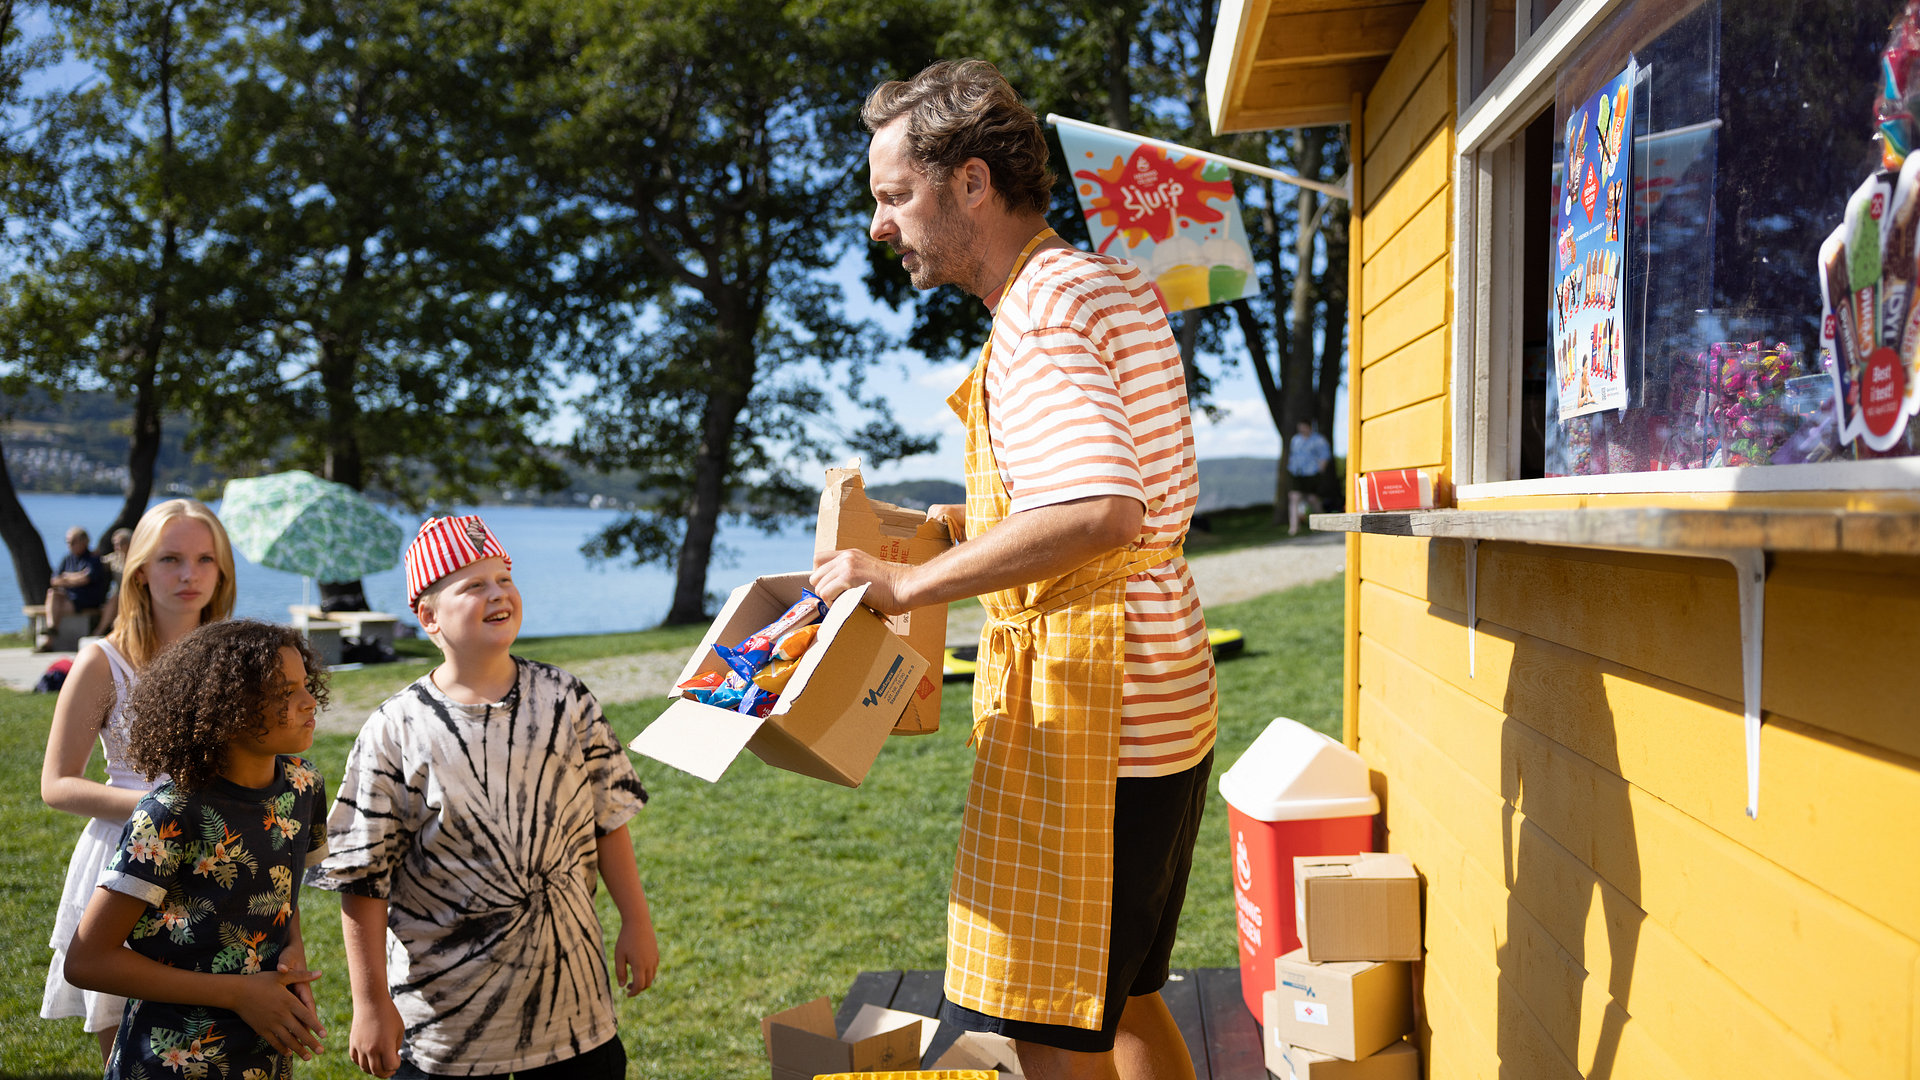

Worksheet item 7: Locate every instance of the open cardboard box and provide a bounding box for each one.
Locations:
[816,464,952,734]
[761,997,922,1080]
[628,572,927,787]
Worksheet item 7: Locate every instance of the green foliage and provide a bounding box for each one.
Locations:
[519,0,949,620]
[183,0,569,509]
[0,574,1342,1077]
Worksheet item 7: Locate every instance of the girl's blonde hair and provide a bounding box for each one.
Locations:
[108,499,237,669]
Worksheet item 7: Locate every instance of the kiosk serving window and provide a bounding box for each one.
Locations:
[1456,0,1920,493]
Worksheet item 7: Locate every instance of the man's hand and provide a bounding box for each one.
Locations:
[810,549,912,614]
[348,994,405,1078]
[926,503,967,543]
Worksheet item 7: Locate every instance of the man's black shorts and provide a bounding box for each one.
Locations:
[938,749,1215,1054]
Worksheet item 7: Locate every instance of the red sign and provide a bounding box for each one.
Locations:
[1862,347,1908,438]
[1073,144,1234,254]
[1582,163,1600,223]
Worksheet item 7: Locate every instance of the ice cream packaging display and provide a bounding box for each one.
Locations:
[1818,145,1920,452]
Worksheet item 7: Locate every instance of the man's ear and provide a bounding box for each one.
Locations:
[958,157,994,210]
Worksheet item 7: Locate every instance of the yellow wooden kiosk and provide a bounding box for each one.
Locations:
[1209,0,1920,1076]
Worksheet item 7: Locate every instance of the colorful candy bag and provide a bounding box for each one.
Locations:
[1703,341,1796,466]
[753,656,801,694]
[674,668,750,709]
[713,590,827,681]
[772,624,819,661]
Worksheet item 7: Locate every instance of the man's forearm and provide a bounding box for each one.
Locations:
[898,495,1144,609]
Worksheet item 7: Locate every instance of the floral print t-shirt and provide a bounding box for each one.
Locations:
[98,756,329,1080]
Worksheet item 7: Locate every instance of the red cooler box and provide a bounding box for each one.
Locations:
[1219,717,1378,1018]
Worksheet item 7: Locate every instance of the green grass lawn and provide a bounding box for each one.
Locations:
[0,574,1343,1079]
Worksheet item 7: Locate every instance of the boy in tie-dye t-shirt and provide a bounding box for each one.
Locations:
[308,516,656,1079]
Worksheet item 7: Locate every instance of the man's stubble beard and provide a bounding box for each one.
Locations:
[907,186,983,292]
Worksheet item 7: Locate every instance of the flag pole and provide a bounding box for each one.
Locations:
[1046,114,1351,202]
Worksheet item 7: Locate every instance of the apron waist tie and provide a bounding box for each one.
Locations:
[971,543,1184,746]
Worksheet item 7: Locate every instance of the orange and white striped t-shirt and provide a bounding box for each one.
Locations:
[986,246,1217,778]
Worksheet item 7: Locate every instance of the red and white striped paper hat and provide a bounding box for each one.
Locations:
[404,515,511,611]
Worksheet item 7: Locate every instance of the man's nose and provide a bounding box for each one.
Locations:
[870,206,893,243]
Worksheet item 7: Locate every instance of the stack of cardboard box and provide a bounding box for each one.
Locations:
[1262,853,1422,1079]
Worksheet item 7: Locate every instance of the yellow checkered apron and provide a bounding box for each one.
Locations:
[939,265,1181,1032]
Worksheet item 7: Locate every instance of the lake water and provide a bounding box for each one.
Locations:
[2,493,820,637]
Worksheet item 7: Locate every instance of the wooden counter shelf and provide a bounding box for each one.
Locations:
[1309,506,1920,556]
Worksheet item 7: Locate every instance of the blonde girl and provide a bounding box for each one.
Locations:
[38,498,237,1063]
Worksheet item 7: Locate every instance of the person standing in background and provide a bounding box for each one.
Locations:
[1286,420,1333,536]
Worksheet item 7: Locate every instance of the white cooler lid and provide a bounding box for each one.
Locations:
[1217,716,1380,822]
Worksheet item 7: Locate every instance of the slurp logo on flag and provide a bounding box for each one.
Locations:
[1055,124,1261,314]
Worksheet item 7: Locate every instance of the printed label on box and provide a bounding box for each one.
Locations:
[1294,1001,1328,1026]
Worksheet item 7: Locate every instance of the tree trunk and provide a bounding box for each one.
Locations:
[667,382,745,625]
[0,437,50,605]
[1105,8,1133,130]
[1317,203,1350,456]
[104,354,164,544]
[103,6,182,545]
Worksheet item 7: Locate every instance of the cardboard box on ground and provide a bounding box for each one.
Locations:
[762,997,1022,1080]
[1262,986,1418,1080]
[1268,950,1413,1061]
[628,573,927,787]
[815,464,952,735]
[1293,853,1422,962]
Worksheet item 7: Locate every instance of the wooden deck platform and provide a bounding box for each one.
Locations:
[839,967,1267,1079]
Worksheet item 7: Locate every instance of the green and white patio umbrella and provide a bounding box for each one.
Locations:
[220,470,405,585]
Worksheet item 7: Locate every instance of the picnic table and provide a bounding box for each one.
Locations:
[838,967,1266,1079]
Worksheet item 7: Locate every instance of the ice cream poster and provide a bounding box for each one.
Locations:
[1551,62,1635,419]
[1818,162,1920,452]
[1053,124,1259,313]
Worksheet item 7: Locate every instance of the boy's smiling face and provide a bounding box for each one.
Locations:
[418,556,522,657]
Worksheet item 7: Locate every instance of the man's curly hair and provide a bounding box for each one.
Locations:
[126,619,330,791]
[862,59,1055,215]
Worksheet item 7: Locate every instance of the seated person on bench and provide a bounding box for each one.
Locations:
[40,527,108,651]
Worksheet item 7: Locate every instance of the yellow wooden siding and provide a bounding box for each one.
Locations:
[1361,187,1448,315]
[1362,684,1885,1079]
[1357,534,1920,940]
[1358,328,1446,419]
[1336,1,1920,1075]
[1358,397,1446,472]
[1361,630,1917,1077]
[1364,128,1450,262]
[1364,57,1451,207]
[1351,533,1920,1076]
[1362,0,1451,159]
[1360,256,1448,365]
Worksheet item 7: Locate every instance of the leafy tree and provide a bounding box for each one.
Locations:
[0,0,76,603]
[523,0,944,623]
[189,0,568,522]
[2,1,241,551]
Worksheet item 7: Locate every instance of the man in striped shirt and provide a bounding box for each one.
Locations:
[811,60,1217,1080]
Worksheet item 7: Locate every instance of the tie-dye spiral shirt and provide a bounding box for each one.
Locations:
[308,659,647,1076]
